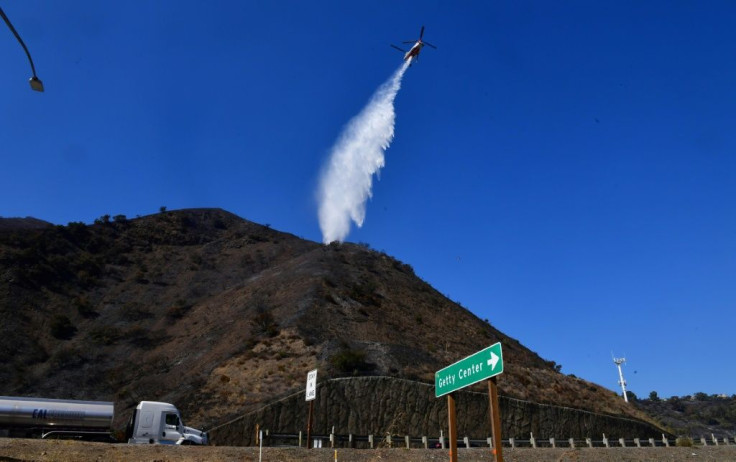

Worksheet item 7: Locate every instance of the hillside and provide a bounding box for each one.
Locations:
[0,217,53,231]
[0,208,655,432]
[634,394,736,438]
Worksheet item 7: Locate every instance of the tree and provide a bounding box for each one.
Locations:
[649,391,660,401]
[94,214,110,225]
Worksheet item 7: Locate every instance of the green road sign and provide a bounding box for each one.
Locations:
[435,342,504,397]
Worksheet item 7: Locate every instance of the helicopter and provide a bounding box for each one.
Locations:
[391,25,436,64]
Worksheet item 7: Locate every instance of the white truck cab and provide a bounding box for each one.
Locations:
[125,401,207,445]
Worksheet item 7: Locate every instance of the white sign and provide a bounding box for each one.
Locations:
[306,369,318,401]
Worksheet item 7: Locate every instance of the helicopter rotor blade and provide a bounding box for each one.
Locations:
[420,25,425,39]
[424,41,437,49]
[390,44,406,52]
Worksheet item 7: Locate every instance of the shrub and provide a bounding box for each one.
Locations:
[94,214,111,225]
[166,303,191,319]
[134,270,149,284]
[49,347,84,368]
[675,437,694,447]
[50,315,76,340]
[348,281,381,307]
[120,302,152,321]
[88,326,122,345]
[251,302,279,337]
[75,296,98,318]
[125,326,166,349]
[330,347,375,376]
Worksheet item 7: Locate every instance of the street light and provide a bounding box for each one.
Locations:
[0,6,43,92]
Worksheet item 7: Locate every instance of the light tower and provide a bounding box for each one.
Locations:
[612,355,628,402]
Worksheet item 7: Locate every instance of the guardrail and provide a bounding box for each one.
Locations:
[257,430,735,450]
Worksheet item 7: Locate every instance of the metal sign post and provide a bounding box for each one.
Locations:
[305,369,317,449]
[306,401,314,449]
[259,429,263,462]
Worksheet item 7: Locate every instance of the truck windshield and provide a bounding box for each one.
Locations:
[165,414,180,426]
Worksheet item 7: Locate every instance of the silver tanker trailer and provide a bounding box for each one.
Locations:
[0,396,207,444]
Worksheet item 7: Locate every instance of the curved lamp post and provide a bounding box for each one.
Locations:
[0,6,43,92]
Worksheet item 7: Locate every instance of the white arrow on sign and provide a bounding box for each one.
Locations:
[487,351,499,370]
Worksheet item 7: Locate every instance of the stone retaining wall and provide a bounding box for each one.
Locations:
[209,376,664,446]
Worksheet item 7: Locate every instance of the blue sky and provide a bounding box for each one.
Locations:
[2,1,734,399]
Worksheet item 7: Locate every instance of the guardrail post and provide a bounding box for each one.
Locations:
[463,436,470,448]
[298,431,302,448]
[634,438,641,448]
[405,435,410,449]
[602,433,609,448]
[422,436,428,449]
[586,437,593,448]
[330,433,335,448]
[549,438,555,448]
[619,438,626,447]
[724,437,730,446]
[701,437,707,446]
[712,434,719,446]
[530,432,537,448]
[440,430,445,450]
[348,433,353,448]
[649,438,656,447]
[509,437,515,448]
[662,434,669,447]
[368,434,374,449]
[386,433,392,448]
[487,437,493,449]
[569,438,575,448]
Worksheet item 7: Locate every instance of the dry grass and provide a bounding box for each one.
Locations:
[0,208,656,434]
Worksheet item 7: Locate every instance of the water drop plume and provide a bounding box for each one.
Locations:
[317,60,411,244]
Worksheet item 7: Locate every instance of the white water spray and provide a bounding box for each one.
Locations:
[317,60,411,244]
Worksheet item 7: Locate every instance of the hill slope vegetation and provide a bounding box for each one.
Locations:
[634,393,736,438]
[0,209,655,432]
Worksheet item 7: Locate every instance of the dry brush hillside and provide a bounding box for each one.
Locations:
[0,208,656,433]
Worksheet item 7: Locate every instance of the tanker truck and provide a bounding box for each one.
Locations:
[0,396,207,445]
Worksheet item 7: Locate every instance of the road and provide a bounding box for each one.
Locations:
[1,439,735,461]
